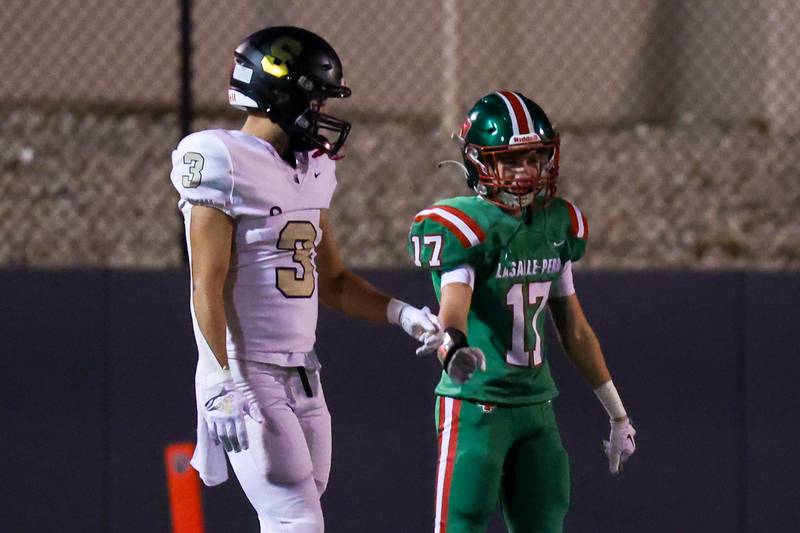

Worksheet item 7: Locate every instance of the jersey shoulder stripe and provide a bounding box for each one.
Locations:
[436,205,487,242]
[563,199,589,240]
[414,206,486,248]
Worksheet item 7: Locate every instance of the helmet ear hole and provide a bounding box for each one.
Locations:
[297,76,315,92]
[270,88,290,105]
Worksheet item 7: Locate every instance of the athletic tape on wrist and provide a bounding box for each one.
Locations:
[439,327,469,371]
[386,297,407,325]
[593,380,627,420]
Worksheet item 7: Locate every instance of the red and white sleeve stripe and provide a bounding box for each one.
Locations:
[565,200,589,240]
[414,206,486,248]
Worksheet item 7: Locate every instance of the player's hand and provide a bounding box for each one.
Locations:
[409,306,444,356]
[201,369,258,453]
[388,299,442,355]
[443,346,486,385]
[399,304,441,345]
[603,417,636,474]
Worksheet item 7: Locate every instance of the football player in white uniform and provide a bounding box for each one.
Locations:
[169,26,449,533]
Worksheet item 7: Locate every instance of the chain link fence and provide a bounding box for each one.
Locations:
[2,0,798,269]
[0,0,182,267]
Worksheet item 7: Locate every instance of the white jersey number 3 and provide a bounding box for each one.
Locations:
[182,152,204,188]
[276,221,317,298]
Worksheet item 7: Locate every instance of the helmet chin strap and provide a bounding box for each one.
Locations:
[473,183,534,210]
[496,190,535,208]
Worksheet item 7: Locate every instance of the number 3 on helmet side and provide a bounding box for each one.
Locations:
[276,221,317,298]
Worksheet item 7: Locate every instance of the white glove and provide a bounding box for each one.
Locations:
[443,346,486,385]
[387,298,442,356]
[201,369,258,453]
[603,417,636,474]
[415,321,445,357]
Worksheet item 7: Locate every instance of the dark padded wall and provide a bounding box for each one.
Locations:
[1,270,798,532]
[743,274,800,533]
[106,271,198,533]
[0,270,108,532]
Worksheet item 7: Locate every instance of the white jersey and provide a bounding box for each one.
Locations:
[170,129,337,372]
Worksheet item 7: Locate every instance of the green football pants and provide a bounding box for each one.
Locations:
[433,396,570,533]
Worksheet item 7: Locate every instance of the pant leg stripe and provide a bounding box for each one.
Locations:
[435,398,461,533]
[434,398,448,533]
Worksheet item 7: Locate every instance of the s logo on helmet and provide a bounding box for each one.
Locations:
[262,37,303,78]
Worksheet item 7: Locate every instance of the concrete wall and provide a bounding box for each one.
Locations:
[2,269,799,532]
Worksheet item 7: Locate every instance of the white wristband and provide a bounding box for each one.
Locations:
[593,380,627,420]
[386,298,407,325]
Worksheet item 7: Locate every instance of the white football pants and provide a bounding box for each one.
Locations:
[227,360,332,533]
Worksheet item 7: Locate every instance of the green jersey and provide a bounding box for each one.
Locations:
[408,195,589,405]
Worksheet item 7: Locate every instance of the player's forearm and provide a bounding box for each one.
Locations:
[192,286,230,369]
[438,282,472,333]
[562,326,611,389]
[319,270,391,322]
[438,313,468,334]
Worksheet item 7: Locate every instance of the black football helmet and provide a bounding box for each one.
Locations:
[229,26,352,155]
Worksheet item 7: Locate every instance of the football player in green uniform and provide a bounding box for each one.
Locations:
[408,91,637,533]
